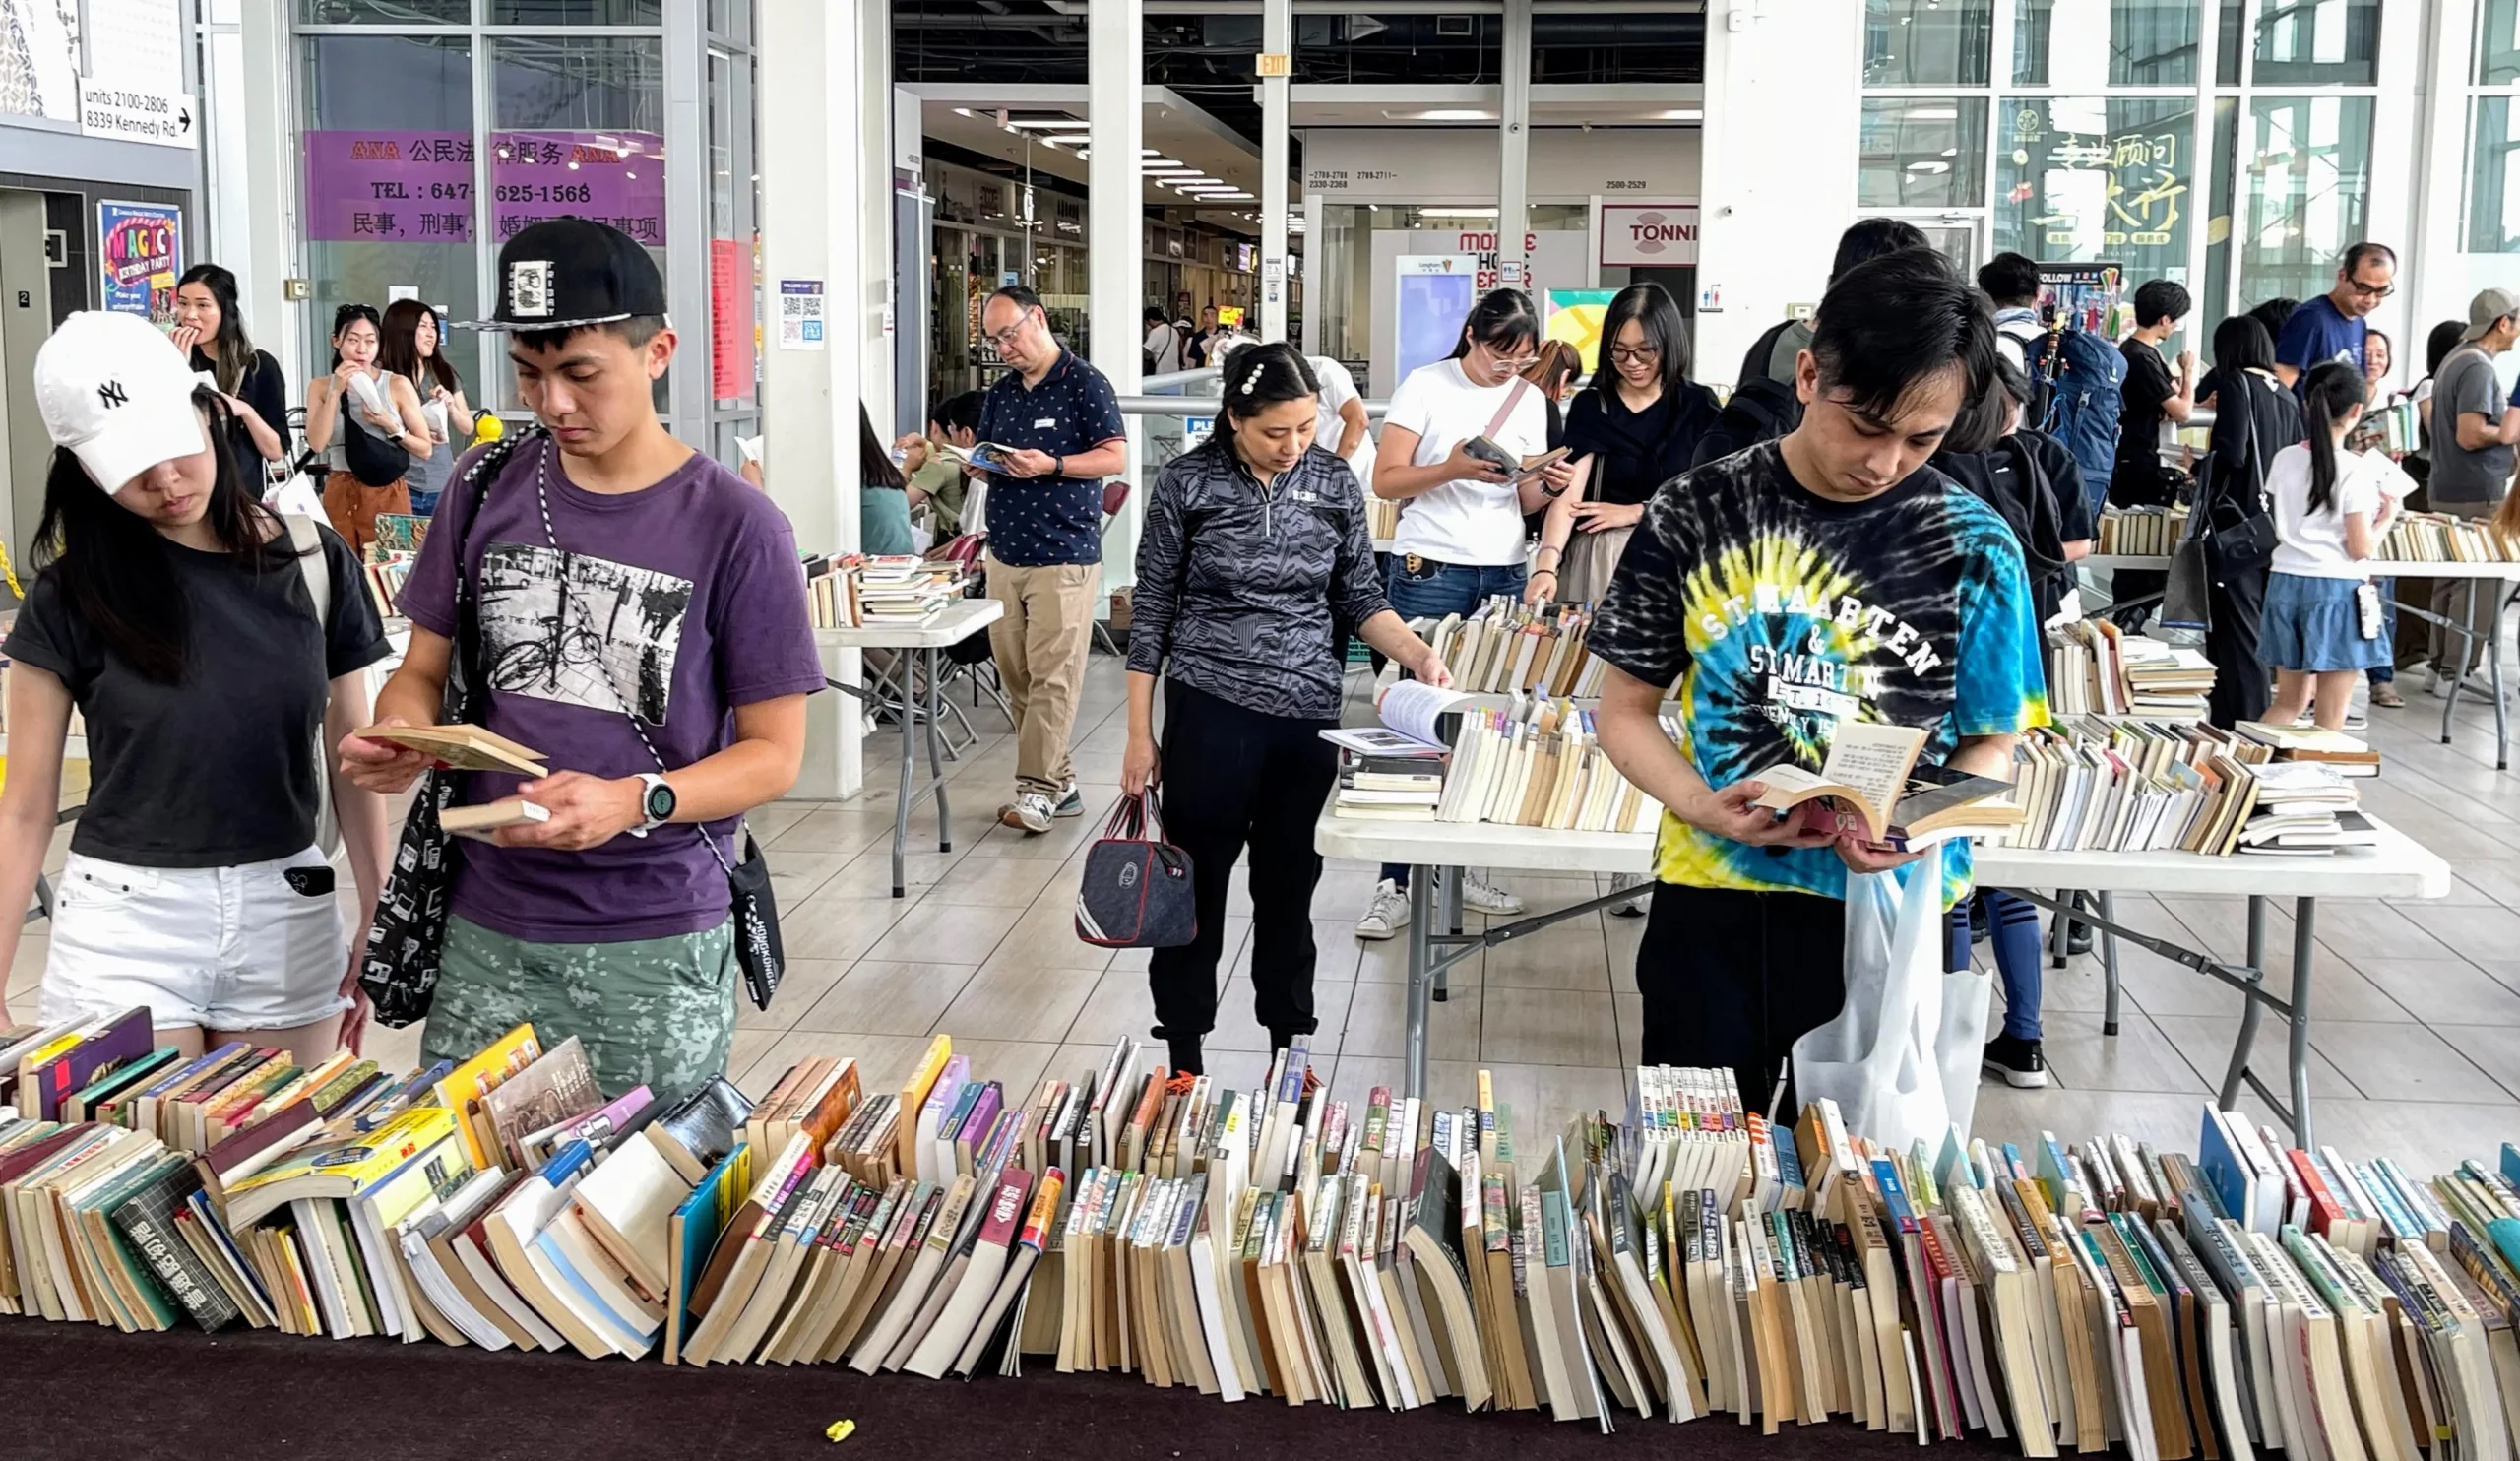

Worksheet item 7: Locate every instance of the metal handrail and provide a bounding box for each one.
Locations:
[1117,396,1388,418]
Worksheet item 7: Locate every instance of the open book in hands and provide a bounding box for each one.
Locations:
[1750,721,2022,850]
[929,439,1021,474]
[1461,437,1569,485]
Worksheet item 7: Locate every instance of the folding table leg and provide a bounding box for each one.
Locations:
[892,667,915,898]
[1405,871,1434,1101]
[2218,897,2272,1112]
[926,647,952,854]
[2491,595,2510,771]
[2098,891,2121,1037]
[2288,897,2317,1148]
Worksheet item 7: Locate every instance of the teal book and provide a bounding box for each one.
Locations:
[665,1143,750,1364]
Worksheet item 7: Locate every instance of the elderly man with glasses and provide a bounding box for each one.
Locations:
[972,284,1130,834]
[2276,241,2395,395]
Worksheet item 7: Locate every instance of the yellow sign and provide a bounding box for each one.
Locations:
[1256,53,1292,77]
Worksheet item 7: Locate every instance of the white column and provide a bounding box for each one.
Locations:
[237,0,303,388]
[1695,0,1861,388]
[1300,190,1324,354]
[1260,0,1292,342]
[860,0,897,431]
[760,0,865,800]
[663,0,708,444]
[1090,0,1146,598]
[1497,0,1533,286]
[2409,0,2482,342]
[2365,0,2427,363]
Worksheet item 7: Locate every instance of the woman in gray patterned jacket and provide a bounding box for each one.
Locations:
[1122,342,1452,1078]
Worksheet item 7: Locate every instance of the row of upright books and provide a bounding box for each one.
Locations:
[1324,684,1665,832]
[2382,513,2518,564]
[2097,507,2189,558]
[800,553,966,630]
[2001,717,2380,857]
[1410,599,1612,699]
[22,1013,2520,1461]
[2047,621,2217,721]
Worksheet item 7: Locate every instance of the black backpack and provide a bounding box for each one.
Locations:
[1690,371,1801,469]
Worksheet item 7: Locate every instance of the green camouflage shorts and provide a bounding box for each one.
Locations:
[420,916,736,1103]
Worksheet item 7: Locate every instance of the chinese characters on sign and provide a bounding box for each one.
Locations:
[490,130,665,245]
[97,201,182,323]
[711,238,755,399]
[2009,106,2187,254]
[303,131,475,244]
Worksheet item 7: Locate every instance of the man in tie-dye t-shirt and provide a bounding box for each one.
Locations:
[1590,249,2049,1113]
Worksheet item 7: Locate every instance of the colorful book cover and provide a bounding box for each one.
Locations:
[669,1143,752,1356]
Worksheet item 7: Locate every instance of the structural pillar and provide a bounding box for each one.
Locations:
[1089,0,1146,599]
[1259,0,1292,343]
[860,0,897,433]
[1496,0,1533,287]
[760,0,867,799]
[237,0,303,388]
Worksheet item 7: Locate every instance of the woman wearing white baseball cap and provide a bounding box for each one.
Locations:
[0,310,395,1062]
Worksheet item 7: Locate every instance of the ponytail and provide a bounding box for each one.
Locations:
[2300,360,2367,517]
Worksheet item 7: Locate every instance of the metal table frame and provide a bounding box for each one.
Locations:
[818,600,1004,898]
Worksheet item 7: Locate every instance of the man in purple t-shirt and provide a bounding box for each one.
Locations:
[341,220,823,1098]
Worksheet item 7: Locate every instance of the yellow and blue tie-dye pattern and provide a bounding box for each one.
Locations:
[1588,442,2050,909]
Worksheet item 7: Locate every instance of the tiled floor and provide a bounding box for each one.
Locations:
[20,646,2520,1177]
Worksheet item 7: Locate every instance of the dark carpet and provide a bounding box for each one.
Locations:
[0,1316,2022,1461]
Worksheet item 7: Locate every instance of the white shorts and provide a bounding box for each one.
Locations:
[39,846,349,1033]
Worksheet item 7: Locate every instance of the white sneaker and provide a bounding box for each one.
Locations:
[1000,792,1056,834]
[1355,879,1410,940]
[1460,871,1526,916]
[2427,666,2447,697]
[1608,870,1650,919]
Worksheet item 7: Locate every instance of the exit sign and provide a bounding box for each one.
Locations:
[1256,53,1292,77]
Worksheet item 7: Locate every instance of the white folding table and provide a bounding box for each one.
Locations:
[1316,807,2449,1146]
[818,598,1004,898]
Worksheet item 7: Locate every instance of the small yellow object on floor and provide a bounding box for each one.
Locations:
[825,1420,856,1444]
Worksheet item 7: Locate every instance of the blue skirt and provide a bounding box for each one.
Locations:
[2261,571,2388,672]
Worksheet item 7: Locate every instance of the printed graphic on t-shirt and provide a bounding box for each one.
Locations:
[478,541,692,724]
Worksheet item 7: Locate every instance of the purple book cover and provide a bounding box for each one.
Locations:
[958,1083,1004,1158]
[32,1008,151,1122]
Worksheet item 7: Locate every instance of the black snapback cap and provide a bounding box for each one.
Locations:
[467,217,667,332]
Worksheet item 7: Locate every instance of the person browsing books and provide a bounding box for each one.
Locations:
[1587,250,2048,1113]
[2275,242,2393,392]
[2426,288,2520,689]
[338,219,823,1101]
[1353,287,1574,939]
[1122,343,1450,1078]
[971,284,1129,836]
[2258,361,2410,732]
[893,389,984,539]
[0,311,394,1064]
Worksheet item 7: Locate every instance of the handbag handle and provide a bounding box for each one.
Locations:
[1099,790,1167,842]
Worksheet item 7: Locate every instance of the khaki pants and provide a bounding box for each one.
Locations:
[986,556,1099,796]
[2430,498,2506,676]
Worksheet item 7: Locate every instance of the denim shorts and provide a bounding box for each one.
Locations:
[2262,571,2388,673]
[1385,555,1528,622]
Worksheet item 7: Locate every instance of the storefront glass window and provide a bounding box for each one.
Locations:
[1995,95,2196,291]
[2468,96,2520,254]
[2011,0,2200,87]
[2252,0,2379,85]
[1858,97,1989,207]
[300,0,468,21]
[1865,0,1994,86]
[2236,95,2373,305]
[299,33,482,395]
[488,0,664,23]
[707,48,755,409]
[2481,0,2520,86]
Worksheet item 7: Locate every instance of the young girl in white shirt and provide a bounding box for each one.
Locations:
[2260,360,2410,730]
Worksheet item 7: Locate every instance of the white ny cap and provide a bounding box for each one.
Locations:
[34,311,206,495]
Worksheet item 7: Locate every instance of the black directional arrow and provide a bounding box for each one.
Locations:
[177,106,192,133]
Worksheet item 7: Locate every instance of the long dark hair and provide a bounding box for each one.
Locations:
[176,264,254,396]
[858,405,904,490]
[1446,287,1540,361]
[2212,315,2277,375]
[379,298,459,395]
[32,391,297,683]
[2300,360,2368,517]
[1592,282,1691,402]
[328,302,381,369]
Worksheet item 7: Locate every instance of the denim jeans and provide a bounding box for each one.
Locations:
[1380,555,1528,888]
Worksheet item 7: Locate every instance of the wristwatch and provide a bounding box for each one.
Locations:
[631,773,676,838]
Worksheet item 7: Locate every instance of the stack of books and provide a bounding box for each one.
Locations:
[857,556,964,624]
[2383,512,2516,563]
[2235,720,2383,779]
[1411,599,1609,698]
[2096,506,2187,556]
[2120,639,2216,719]
[801,554,862,630]
[2047,620,2133,718]
[2236,761,2376,855]
[2005,718,2280,855]
[1367,495,1400,543]
[1333,755,1446,822]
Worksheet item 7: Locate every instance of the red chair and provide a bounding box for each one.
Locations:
[1094,479,1132,656]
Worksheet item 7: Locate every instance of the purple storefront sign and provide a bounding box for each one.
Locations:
[490,130,664,246]
[303,131,476,244]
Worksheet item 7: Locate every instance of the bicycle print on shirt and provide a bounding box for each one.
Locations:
[477,540,693,724]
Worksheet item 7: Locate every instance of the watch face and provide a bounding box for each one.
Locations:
[647,781,676,821]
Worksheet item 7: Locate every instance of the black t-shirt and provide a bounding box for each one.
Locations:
[1564,383,1722,505]
[189,347,286,484]
[2110,338,2174,506]
[5,522,389,867]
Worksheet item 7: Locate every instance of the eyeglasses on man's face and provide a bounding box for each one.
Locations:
[983,308,1040,350]
[2344,275,2395,300]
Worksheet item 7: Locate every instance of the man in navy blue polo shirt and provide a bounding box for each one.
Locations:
[2276,241,2393,391]
[976,285,1129,833]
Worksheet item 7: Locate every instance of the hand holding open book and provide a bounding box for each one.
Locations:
[1747,722,2022,853]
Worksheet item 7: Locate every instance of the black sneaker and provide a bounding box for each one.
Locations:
[1983,1035,2049,1089]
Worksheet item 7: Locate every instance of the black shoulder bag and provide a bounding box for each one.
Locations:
[2204,376,2281,582]
[521,441,787,1011]
[358,429,526,1026]
[343,392,412,488]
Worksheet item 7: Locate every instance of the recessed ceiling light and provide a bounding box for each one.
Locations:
[1005,118,1087,131]
[1649,108,1704,121]
[1382,108,1494,121]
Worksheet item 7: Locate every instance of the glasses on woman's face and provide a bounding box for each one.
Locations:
[1479,342,1539,372]
[1607,345,1661,364]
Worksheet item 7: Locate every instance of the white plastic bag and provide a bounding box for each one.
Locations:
[1790,846,1995,1152]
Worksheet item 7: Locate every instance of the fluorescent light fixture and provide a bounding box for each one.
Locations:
[1005,118,1087,131]
[1145,157,1183,167]
[1382,108,1494,121]
[953,108,978,118]
[1419,207,1499,218]
[1649,108,1704,121]
[1907,160,1951,173]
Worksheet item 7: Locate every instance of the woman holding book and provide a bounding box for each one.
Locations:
[0,312,392,1063]
[1122,342,1450,1078]
[305,303,434,551]
[378,299,475,517]
[2259,361,2410,731]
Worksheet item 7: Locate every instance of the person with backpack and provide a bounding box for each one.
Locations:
[1979,252,2048,375]
[0,312,392,1060]
[338,219,824,1101]
[2197,315,2303,730]
[1587,249,2046,1112]
[2259,361,2409,732]
[1695,219,1927,469]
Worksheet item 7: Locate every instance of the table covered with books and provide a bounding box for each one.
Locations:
[812,596,1003,898]
[1314,806,2450,1147]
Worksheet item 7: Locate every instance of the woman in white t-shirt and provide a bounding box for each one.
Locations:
[2261,360,2410,731]
[1355,288,1574,937]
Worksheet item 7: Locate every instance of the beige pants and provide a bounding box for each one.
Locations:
[986,556,1100,796]
[2429,498,2506,676]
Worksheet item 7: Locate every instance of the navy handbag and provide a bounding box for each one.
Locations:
[1074,793,1196,949]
